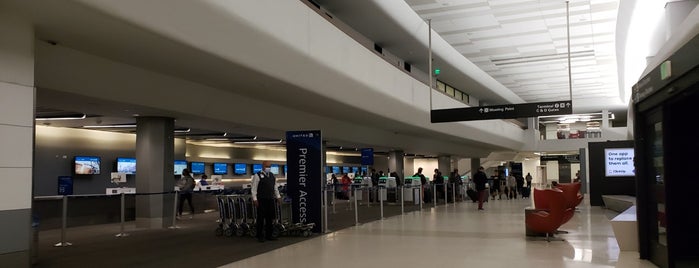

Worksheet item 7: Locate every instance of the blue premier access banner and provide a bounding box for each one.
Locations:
[58,176,73,195]
[286,130,322,233]
[361,148,374,165]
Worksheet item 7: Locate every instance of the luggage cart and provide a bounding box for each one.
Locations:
[235,196,253,237]
[274,199,314,237]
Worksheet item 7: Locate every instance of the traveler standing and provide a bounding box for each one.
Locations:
[491,171,502,200]
[525,172,533,188]
[178,168,196,219]
[252,161,282,242]
[434,169,444,200]
[414,168,428,203]
[506,173,517,199]
[474,167,488,210]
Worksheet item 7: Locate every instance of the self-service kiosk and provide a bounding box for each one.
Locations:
[377,177,396,201]
[403,177,421,204]
[352,177,365,201]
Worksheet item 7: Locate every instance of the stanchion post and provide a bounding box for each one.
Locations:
[444,184,448,205]
[324,185,329,233]
[400,185,404,214]
[54,195,72,247]
[452,183,456,205]
[332,185,336,214]
[354,187,359,226]
[380,186,384,219]
[419,186,423,210]
[433,183,437,208]
[116,192,129,237]
[169,190,180,229]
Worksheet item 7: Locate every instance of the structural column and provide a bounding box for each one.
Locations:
[438,156,451,176]
[388,150,405,179]
[470,158,481,179]
[0,9,34,267]
[135,117,175,228]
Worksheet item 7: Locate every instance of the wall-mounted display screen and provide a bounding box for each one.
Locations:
[252,164,263,173]
[342,166,350,174]
[361,166,368,175]
[332,166,340,174]
[270,164,280,175]
[284,165,287,175]
[605,148,635,177]
[174,160,187,175]
[116,157,136,174]
[75,156,101,174]
[190,162,205,174]
[351,166,359,174]
[234,163,247,175]
[213,163,228,175]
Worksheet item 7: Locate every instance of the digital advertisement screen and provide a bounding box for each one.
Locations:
[605,148,635,177]
[174,160,187,175]
[213,163,228,175]
[270,164,280,175]
[116,157,136,174]
[190,162,205,174]
[332,166,340,174]
[75,156,101,175]
[234,163,247,175]
[252,164,263,173]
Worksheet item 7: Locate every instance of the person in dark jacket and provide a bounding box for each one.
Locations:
[473,166,488,210]
[433,169,444,200]
[414,167,428,203]
[252,161,281,242]
[178,168,196,219]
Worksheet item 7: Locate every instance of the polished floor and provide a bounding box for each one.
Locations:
[222,198,657,268]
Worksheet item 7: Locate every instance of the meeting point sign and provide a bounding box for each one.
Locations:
[286,130,322,233]
[431,101,573,122]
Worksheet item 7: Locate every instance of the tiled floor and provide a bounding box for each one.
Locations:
[222,198,657,268]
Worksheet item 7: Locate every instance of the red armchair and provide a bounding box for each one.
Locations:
[535,187,575,226]
[556,182,584,208]
[526,188,567,241]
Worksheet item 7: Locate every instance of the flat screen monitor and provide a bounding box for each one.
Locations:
[361,166,368,175]
[116,157,136,174]
[252,164,263,173]
[331,166,340,174]
[190,162,205,174]
[342,166,350,174]
[174,160,187,175]
[284,165,287,175]
[605,148,635,177]
[234,163,247,175]
[74,156,101,175]
[270,164,280,175]
[324,166,330,174]
[351,166,359,174]
[213,163,228,175]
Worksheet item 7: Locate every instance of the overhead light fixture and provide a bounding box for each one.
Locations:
[83,124,136,128]
[174,128,191,133]
[234,139,283,144]
[35,114,86,121]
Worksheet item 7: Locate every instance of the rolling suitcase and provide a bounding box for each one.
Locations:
[466,189,479,202]
[521,187,531,198]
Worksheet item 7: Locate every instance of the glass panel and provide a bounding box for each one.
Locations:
[652,122,667,245]
[446,85,455,96]
[437,81,446,91]
[455,91,462,101]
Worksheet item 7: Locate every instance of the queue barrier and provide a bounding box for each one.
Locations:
[33,189,222,247]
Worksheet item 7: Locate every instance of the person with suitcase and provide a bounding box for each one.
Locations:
[473,167,488,210]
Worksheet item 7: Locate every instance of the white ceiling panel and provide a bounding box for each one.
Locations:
[406,0,622,111]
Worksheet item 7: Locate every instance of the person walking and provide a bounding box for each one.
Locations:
[525,172,533,188]
[474,167,488,210]
[252,161,282,243]
[178,168,196,219]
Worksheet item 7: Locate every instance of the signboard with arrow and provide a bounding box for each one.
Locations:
[431,101,572,123]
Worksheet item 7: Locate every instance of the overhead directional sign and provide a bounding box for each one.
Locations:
[431,101,572,123]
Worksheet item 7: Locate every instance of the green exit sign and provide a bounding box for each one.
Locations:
[434,68,440,75]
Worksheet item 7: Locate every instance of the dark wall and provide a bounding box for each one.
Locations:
[588,140,636,206]
[34,126,186,196]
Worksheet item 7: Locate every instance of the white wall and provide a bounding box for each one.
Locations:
[413,158,438,180]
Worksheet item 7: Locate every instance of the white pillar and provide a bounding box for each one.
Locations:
[0,8,35,267]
